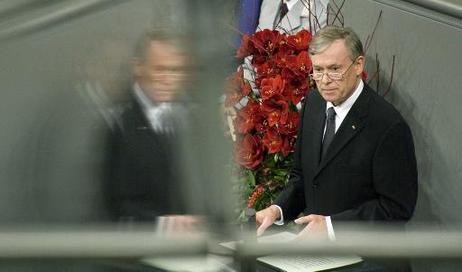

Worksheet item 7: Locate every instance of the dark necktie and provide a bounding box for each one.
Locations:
[273,1,289,28]
[321,107,336,159]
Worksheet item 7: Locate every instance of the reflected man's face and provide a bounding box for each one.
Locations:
[135,40,189,103]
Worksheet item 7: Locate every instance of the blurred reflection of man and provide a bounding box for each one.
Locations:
[105,30,194,229]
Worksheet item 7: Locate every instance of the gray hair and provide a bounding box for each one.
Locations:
[309,26,364,60]
[133,29,189,61]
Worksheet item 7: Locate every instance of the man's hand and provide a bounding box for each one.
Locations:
[256,205,281,236]
[157,215,203,235]
[294,214,328,240]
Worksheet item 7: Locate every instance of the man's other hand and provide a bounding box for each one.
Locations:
[256,205,280,236]
[294,214,328,240]
[157,215,203,235]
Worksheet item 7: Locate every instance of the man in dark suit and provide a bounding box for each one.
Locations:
[256,25,418,239]
[104,31,194,228]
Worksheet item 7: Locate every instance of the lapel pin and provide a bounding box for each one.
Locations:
[352,125,356,130]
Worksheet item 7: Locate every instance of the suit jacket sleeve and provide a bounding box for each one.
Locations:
[331,120,418,222]
[274,99,308,221]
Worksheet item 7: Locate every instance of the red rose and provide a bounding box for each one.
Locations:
[287,30,311,51]
[224,68,252,107]
[283,78,309,105]
[254,114,269,133]
[236,34,254,59]
[280,134,296,156]
[261,95,289,127]
[251,29,285,56]
[234,100,261,134]
[262,127,283,154]
[288,51,312,77]
[234,135,264,169]
[252,54,267,67]
[279,111,300,135]
[273,50,294,69]
[260,75,285,100]
[254,60,280,78]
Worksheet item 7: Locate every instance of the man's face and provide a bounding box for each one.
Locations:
[310,39,364,106]
[135,41,189,103]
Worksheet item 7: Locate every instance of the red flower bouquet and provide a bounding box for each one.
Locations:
[225,29,315,215]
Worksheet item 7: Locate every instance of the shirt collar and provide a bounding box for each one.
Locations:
[133,82,155,111]
[326,79,364,120]
[134,82,175,114]
[283,0,298,11]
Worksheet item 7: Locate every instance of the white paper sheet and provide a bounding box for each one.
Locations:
[222,231,362,272]
[141,254,233,272]
[257,232,362,272]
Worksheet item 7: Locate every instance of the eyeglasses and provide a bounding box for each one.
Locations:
[149,70,189,79]
[309,59,357,81]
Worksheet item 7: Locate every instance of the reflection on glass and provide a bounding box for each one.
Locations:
[103,30,198,234]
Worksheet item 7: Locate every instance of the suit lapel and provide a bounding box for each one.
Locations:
[314,87,372,177]
[307,92,326,169]
[299,90,325,174]
[132,99,170,154]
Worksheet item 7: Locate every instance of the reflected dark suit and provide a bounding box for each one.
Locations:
[275,84,418,223]
[104,96,185,222]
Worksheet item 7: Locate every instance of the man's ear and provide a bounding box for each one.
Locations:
[132,58,143,78]
[355,55,365,76]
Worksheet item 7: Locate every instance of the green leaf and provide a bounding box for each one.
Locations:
[273,169,288,176]
[247,170,256,186]
[272,176,285,182]
[274,153,280,163]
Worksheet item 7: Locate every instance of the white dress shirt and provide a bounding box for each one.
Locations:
[325,79,364,135]
[133,83,184,134]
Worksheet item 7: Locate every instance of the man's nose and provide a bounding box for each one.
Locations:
[320,73,332,84]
